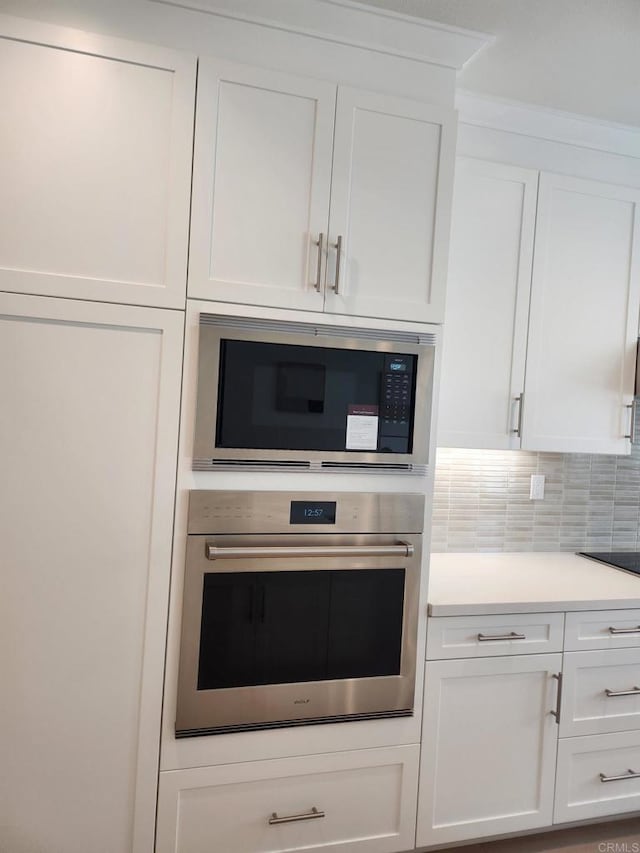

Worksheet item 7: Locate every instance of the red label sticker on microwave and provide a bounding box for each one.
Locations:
[346,405,379,450]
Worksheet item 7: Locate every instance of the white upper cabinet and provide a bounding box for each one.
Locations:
[188,59,455,323]
[522,173,640,454]
[439,163,640,455]
[0,20,195,309]
[325,88,455,323]
[438,158,538,449]
[188,59,336,312]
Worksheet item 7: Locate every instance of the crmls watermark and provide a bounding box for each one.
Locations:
[597,843,640,853]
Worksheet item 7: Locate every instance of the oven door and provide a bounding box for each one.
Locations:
[176,533,421,735]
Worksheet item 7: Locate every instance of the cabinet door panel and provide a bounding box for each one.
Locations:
[326,88,455,323]
[189,59,334,310]
[438,159,538,449]
[523,173,640,454]
[0,293,182,853]
[417,654,560,847]
[0,20,194,308]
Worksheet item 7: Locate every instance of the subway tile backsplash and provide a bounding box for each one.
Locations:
[432,444,640,553]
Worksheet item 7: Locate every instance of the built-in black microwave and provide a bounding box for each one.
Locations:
[192,315,436,470]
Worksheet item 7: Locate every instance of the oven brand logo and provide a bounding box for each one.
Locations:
[294,698,310,704]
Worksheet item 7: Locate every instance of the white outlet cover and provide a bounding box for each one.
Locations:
[530,474,545,500]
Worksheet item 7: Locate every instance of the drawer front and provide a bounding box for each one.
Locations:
[555,730,640,824]
[560,648,640,737]
[156,745,418,853]
[565,609,640,651]
[426,613,564,659]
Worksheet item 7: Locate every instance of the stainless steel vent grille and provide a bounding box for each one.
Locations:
[193,458,428,475]
[199,313,437,347]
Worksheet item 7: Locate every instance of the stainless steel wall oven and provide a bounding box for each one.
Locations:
[176,490,425,736]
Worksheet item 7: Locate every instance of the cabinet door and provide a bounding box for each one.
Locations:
[326,88,455,324]
[0,293,182,853]
[417,654,561,847]
[0,19,195,308]
[188,59,335,310]
[522,173,640,454]
[438,159,538,449]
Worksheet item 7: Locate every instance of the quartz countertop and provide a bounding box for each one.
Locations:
[428,552,640,616]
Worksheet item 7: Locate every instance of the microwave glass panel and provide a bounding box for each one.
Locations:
[215,339,417,454]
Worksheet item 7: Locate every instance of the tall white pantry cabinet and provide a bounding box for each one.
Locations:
[0,5,482,853]
[0,17,194,853]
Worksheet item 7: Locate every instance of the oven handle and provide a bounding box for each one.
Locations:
[205,542,414,560]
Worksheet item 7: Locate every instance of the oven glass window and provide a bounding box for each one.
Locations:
[197,569,405,690]
[215,339,417,454]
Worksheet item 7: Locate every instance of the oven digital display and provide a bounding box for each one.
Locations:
[289,501,337,525]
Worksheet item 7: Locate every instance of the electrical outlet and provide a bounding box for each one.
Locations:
[530,474,545,500]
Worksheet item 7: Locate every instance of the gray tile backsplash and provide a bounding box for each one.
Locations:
[432,443,640,553]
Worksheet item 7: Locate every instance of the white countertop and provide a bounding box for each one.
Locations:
[428,552,640,616]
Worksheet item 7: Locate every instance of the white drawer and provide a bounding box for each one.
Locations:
[565,609,640,651]
[156,745,419,853]
[555,730,640,824]
[426,613,564,659]
[560,648,640,737]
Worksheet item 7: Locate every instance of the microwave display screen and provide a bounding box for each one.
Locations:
[215,340,417,454]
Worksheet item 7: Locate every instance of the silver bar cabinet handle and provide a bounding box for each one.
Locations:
[600,769,640,783]
[269,807,325,826]
[605,686,640,697]
[512,393,524,436]
[550,672,563,723]
[609,625,640,634]
[624,400,637,442]
[477,631,526,642]
[314,233,324,292]
[206,542,414,560]
[332,235,343,293]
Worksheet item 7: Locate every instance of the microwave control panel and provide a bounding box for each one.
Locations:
[379,355,414,452]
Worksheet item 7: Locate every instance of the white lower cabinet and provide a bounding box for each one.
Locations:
[416,654,561,847]
[555,730,640,823]
[156,746,419,853]
[0,293,183,853]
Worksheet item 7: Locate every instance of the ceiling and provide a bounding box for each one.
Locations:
[356,0,640,128]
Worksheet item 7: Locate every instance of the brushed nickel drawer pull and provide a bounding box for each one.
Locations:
[206,542,414,560]
[605,686,640,697]
[512,393,524,436]
[332,235,343,294]
[269,806,325,825]
[314,233,324,292]
[624,401,637,442]
[550,672,563,723]
[477,631,526,642]
[600,768,640,783]
[608,625,640,634]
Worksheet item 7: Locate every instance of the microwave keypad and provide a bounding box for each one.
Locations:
[382,372,411,423]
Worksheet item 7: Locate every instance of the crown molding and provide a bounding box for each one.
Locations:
[456,90,640,160]
[148,0,493,70]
